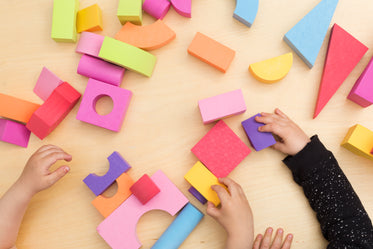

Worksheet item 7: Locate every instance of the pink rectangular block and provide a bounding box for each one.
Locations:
[0,119,31,148]
[198,89,246,124]
[76,32,105,57]
[33,67,63,101]
[348,56,373,107]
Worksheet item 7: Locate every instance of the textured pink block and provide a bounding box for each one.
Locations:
[97,170,188,249]
[0,119,31,148]
[143,0,171,19]
[77,54,125,86]
[76,79,132,132]
[348,56,373,107]
[198,89,246,124]
[33,67,63,101]
[170,0,191,18]
[76,32,105,57]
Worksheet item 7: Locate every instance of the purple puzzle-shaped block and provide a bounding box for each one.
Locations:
[188,186,207,205]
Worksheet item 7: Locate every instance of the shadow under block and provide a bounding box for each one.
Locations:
[26,82,81,140]
[76,79,132,132]
[314,24,368,118]
[170,0,192,18]
[341,124,373,160]
[198,89,246,124]
[84,151,132,196]
[76,32,105,58]
[188,186,207,205]
[191,120,251,178]
[233,0,259,28]
[115,20,176,51]
[249,53,293,83]
[284,0,339,68]
[130,174,161,205]
[99,37,157,77]
[0,94,40,123]
[51,0,79,42]
[187,32,235,73]
[348,56,373,107]
[117,0,142,25]
[97,170,189,249]
[77,4,103,33]
[92,172,134,218]
[241,114,276,151]
[34,67,63,101]
[151,203,204,249]
[143,0,171,20]
[0,119,31,148]
[77,54,125,86]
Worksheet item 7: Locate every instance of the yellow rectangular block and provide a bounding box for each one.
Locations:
[51,0,79,42]
[117,0,142,25]
[341,124,373,160]
[77,4,103,33]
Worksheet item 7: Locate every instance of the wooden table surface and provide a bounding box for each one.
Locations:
[1,0,373,248]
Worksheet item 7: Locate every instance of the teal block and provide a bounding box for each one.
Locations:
[233,0,259,28]
[51,0,79,42]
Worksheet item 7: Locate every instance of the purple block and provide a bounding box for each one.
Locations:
[0,119,31,148]
[241,114,276,151]
[83,151,131,196]
[188,186,207,205]
[348,56,373,107]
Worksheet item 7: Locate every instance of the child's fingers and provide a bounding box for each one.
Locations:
[43,152,73,168]
[206,201,220,219]
[211,185,230,203]
[258,124,280,135]
[46,166,70,186]
[255,115,276,125]
[261,227,273,249]
[271,142,287,153]
[271,228,284,249]
[218,177,242,197]
[36,144,60,153]
[252,234,263,249]
[281,234,293,249]
[274,108,289,119]
[40,148,67,159]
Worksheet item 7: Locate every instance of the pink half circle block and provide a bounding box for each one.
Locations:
[143,0,171,19]
[76,32,105,57]
[170,0,191,18]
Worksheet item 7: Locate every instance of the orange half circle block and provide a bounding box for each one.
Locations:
[249,53,293,83]
[114,20,176,51]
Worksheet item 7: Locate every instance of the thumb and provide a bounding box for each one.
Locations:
[47,166,70,186]
[206,201,220,219]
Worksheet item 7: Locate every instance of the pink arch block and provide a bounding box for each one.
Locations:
[76,32,105,57]
[170,0,191,18]
[143,0,171,19]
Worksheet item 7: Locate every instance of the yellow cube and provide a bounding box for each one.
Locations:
[341,124,373,160]
[77,4,103,33]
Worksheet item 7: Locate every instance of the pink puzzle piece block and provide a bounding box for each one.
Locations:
[76,79,132,132]
[143,0,171,19]
[170,0,191,18]
[97,170,189,249]
[33,67,63,101]
[76,32,105,58]
[0,119,31,148]
[77,54,125,86]
[348,56,373,107]
[198,89,246,124]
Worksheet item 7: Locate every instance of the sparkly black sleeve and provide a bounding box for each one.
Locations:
[283,136,373,248]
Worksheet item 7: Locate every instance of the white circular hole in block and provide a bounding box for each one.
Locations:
[94,94,114,116]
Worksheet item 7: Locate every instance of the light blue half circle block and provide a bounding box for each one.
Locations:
[233,0,259,28]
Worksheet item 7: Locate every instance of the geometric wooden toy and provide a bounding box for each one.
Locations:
[83,151,132,196]
[51,0,79,42]
[191,120,251,178]
[142,0,171,20]
[0,119,31,148]
[97,170,189,249]
[77,4,103,33]
[117,0,142,25]
[33,67,63,101]
[341,124,373,161]
[314,24,368,119]
[170,0,191,18]
[130,174,160,205]
[348,56,373,107]
[249,53,293,83]
[188,32,236,73]
[284,0,339,68]
[188,186,207,205]
[76,32,105,58]
[0,94,40,124]
[198,89,246,124]
[233,0,259,27]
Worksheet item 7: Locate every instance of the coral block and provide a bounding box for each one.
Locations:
[170,0,192,18]
[0,119,31,148]
[233,0,259,27]
[130,174,160,205]
[0,94,40,123]
[117,0,142,25]
[188,186,207,205]
[348,56,373,107]
[341,124,373,160]
[51,0,79,42]
[76,32,105,58]
[33,67,63,101]
[143,0,171,20]
[77,4,103,33]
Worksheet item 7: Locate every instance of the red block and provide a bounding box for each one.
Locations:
[130,174,160,205]
[26,82,81,139]
[314,24,368,118]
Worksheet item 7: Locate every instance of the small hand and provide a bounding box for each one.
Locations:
[253,227,293,249]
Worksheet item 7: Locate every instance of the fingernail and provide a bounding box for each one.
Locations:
[267,227,273,233]
[278,228,283,234]
[288,234,293,239]
[64,166,70,173]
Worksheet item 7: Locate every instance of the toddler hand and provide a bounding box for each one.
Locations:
[253,227,293,249]
[255,108,310,156]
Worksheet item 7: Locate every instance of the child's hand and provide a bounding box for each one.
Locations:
[255,108,310,156]
[207,178,254,249]
[253,227,293,249]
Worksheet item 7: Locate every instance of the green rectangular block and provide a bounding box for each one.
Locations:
[99,37,157,77]
[51,0,79,42]
[117,0,142,25]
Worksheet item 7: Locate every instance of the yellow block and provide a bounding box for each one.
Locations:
[341,124,373,160]
[77,4,103,33]
[249,52,293,83]
[184,161,226,206]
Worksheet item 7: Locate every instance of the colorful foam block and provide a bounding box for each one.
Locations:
[233,0,259,27]
[284,0,339,68]
[191,120,251,178]
[99,37,157,77]
[76,32,105,58]
[92,172,134,218]
[130,174,161,205]
[76,79,132,132]
[188,186,207,205]
[348,56,373,107]
[117,0,142,25]
[143,0,171,20]
[51,0,79,42]
[115,20,176,51]
[314,24,368,118]
[170,0,191,18]
[77,55,125,86]
[151,203,204,249]
[198,89,246,124]
[84,151,132,196]
[241,114,276,151]
[33,67,63,101]
[0,119,31,148]
[187,32,236,73]
[341,124,373,160]
[249,53,293,83]
[26,82,81,139]
[77,4,103,33]
[97,170,189,249]
[0,94,40,123]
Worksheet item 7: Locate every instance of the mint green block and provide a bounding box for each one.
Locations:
[51,0,79,42]
[117,0,142,25]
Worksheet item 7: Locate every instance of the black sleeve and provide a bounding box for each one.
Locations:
[283,135,373,249]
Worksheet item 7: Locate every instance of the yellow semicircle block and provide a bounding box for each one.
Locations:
[249,52,293,83]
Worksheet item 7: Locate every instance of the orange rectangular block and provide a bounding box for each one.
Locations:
[0,94,40,123]
[187,32,236,73]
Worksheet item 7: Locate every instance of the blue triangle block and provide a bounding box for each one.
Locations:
[284,0,339,68]
[233,0,259,28]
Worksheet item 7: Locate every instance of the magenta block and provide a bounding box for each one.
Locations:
[348,56,373,107]
[0,119,31,148]
[76,32,105,58]
[76,79,132,131]
[33,67,63,101]
[143,0,171,19]
[77,54,125,86]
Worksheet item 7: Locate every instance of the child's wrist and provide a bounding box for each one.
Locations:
[14,178,37,200]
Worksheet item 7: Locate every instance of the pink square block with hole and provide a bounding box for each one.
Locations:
[33,67,63,101]
[0,119,31,148]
